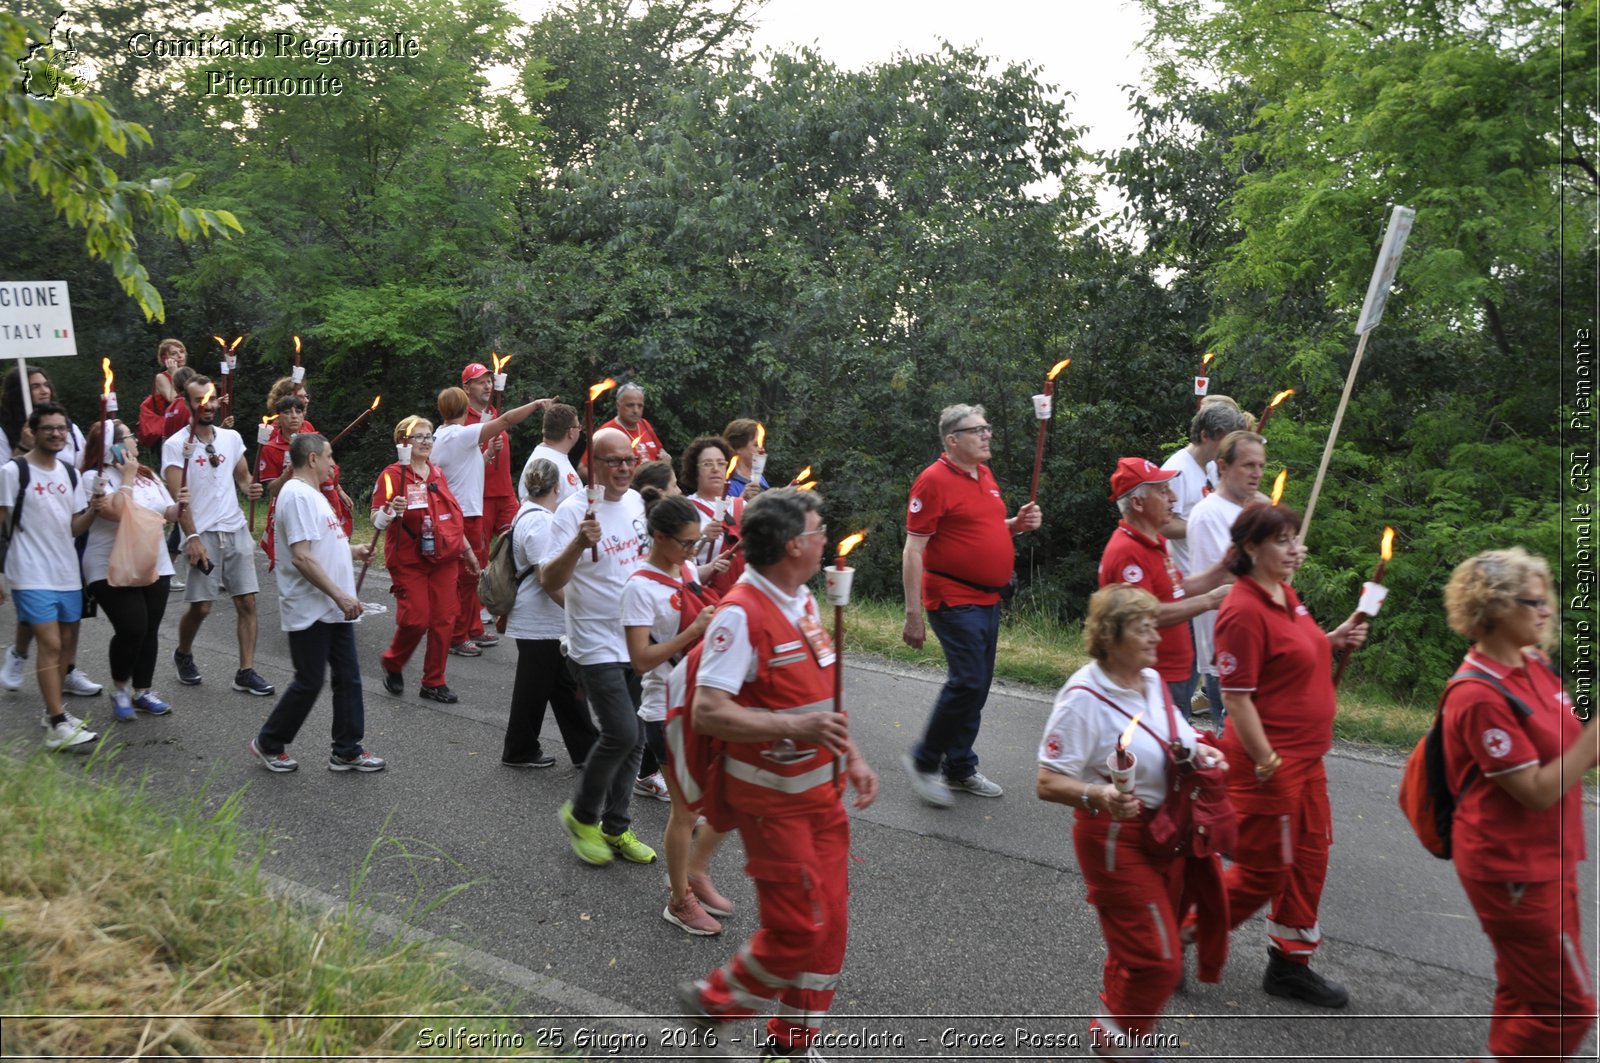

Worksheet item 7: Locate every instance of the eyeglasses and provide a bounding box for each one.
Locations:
[408,434,434,443]
[666,533,701,552]
[797,524,829,540]
[1515,596,1550,611]
[950,424,993,437]
[34,425,69,435]
[697,459,727,469]
[599,456,639,469]
[203,443,223,468]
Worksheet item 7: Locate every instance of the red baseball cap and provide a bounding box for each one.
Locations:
[461,362,491,383]
[1109,456,1178,501]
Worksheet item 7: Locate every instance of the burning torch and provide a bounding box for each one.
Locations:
[330,394,381,448]
[1030,357,1071,505]
[1108,713,1142,794]
[826,529,868,784]
[1332,526,1394,687]
[1258,389,1294,434]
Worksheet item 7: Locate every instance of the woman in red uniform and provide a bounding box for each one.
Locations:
[1212,503,1367,1008]
[255,393,307,571]
[372,415,476,704]
[1441,548,1597,1061]
[1037,584,1230,1059]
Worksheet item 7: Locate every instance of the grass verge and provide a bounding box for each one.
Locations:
[0,751,531,1059]
[848,597,1437,751]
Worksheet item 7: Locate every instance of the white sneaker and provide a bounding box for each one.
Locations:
[633,771,671,802]
[1,646,26,691]
[62,667,104,697]
[42,713,98,751]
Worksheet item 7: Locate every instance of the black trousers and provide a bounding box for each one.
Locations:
[504,638,598,765]
[88,577,171,688]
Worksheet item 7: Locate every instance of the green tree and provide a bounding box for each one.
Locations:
[1,9,241,321]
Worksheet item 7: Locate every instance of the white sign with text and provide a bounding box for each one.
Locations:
[0,280,78,359]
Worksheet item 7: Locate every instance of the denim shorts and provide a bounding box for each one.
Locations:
[13,588,83,625]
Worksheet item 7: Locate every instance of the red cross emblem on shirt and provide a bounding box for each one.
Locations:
[195,455,210,468]
[32,483,46,494]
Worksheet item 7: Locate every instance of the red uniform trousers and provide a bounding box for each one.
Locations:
[1458,875,1595,1061]
[483,491,518,537]
[1073,812,1185,1043]
[699,803,849,1051]
[384,559,457,687]
[1218,743,1331,964]
[451,515,488,644]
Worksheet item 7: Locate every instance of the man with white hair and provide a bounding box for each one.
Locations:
[1098,457,1233,710]
[601,382,669,463]
[900,403,1040,808]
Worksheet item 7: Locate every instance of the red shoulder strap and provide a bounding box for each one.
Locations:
[633,568,682,591]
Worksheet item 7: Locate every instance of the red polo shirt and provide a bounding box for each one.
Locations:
[463,404,514,500]
[1443,649,1585,882]
[601,417,665,462]
[906,454,1015,609]
[1098,520,1193,682]
[1213,576,1335,758]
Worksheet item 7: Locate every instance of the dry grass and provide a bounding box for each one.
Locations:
[0,754,532,1059]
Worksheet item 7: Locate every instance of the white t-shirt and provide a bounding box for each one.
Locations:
[543,488,646,664]
[621,561,691,722]
[696,569,818,694]
[1038,662,1201,808]
[433,422,486,517]
[0,457,87,590]
[505,502,565,640]
[273,477,355,631]
[0,422,86,466]
[82,468,176,584]
[1185,491,1245,676]
[519,444,582,505]
[161,427,247,534]
[1159,447,1212,572]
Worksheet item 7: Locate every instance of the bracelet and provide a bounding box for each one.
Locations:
[183,533,200,545]
[1255,751,1281,777]
[1081,785,1099,814]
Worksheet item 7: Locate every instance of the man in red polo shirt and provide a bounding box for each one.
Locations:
[600,382,669,464]
[1097,457,1233,711]
[900,403,1040,807]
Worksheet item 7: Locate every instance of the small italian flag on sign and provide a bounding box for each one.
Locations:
[54,329,69,338]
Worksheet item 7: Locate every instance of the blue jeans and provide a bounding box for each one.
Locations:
[1202,672,1225,731]
[257,621,364,758]
[913,602,1001,781]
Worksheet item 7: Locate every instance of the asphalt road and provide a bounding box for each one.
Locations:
[4,562,1596,1063]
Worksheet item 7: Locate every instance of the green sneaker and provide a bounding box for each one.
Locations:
[601,828,658,864]
[559,801,613,866]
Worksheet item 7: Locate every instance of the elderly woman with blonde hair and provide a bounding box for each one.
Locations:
[1037,583,1229,1059]
[1439,547,1596,1062]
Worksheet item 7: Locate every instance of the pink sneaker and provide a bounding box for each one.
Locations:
[663,893,722,936]
[687,872,733,917]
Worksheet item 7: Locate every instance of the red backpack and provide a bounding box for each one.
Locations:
[387,464,468,563]
[1398,658,1536,860]
[662,643,735,831]
[136,393,168,450]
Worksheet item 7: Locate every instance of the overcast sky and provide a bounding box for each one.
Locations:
[744,0,1153,156]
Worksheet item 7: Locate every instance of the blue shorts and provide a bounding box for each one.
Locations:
[13,588,83,625]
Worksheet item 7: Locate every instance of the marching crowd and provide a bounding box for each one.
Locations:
[2,340,1594,1062]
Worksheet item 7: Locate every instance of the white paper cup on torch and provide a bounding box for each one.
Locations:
[1031,392,1053,420]
[712,497,727,522]
[257,422,274,445]
[750,452,767,480]
[493,372,507,391]
[291,365,306,384]
[396,443,412,465]
[220,361,231,377]
[1107,749,1137,794]
[104,392,117,414]
[1358,581,1389,616]
[586,484,604,508]
[824,566,855,607]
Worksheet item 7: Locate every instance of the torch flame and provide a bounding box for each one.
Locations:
[755,422,766,449]
[1202,352,1215,369]
[382,472,394,500]
[1047,357,1071,381]
[1118,713,1143,751]
[1380,525,1395,561]
[212,335,227,350]
[837,530,868,558]
[725,455,740,481]
[101,357,114,396]
[262,414,278,425]
[796,480,819,492]
[1269,388,1295,409]
[370,394,382,411]
[793,465,813,484]
[229,335,244,352]
[198,383,216,407]
[1270,468,1287,506]
[491,352,512,373]
[293,335,302,355]
[588,377,618,402]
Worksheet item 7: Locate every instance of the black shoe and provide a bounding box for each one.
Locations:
[419,684,458,704]
[502,752,557,769]
[1262,951,1349,1008]
[382,669,404,696]
[173,650,202,686]
[232,669,275,696]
